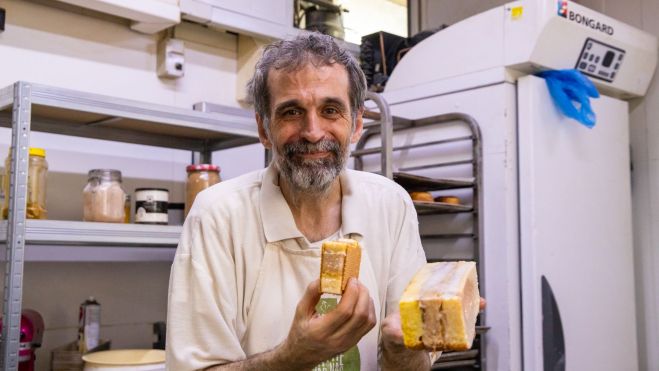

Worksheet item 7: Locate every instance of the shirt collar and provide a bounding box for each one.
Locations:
[260,165,368,243]
[260,164,304,243]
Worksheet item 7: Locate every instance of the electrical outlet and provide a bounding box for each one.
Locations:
[157,38,185,78]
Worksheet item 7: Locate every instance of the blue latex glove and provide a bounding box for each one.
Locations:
[536,69,600,128]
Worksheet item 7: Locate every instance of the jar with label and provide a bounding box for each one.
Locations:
[185,164,221,217]
[2,147,48,219]
[83,169,127,223]
[135,188,169,225]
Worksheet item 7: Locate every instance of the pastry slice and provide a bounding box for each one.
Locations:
[400,261,480,351]
[319,239,361,295]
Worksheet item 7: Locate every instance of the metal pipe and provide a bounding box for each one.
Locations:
[364,92,393,178]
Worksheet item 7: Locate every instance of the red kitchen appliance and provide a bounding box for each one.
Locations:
[0,309,44,371]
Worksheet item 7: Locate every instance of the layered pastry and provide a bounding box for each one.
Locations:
[399,261,480,351]
[319,239,362,295]
[410,191,434,202]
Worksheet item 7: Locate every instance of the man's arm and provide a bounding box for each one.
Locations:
[206,278,377,371]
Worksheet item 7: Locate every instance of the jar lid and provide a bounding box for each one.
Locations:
[7,148,46,157]
[88,169,122,181]
[135,188,169,192]
[186,164,220,172]
[29,148,46,157]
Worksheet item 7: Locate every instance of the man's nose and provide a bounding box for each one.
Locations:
[300,111,325,143]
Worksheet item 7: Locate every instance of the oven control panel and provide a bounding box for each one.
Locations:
[575,38,625,83]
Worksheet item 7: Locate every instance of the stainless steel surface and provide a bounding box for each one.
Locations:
[192,102,254,118]
[0,82,260,152]
[432,359,478,369]
[438,349,479,362]
[351,135,474,157]
[0,220,182,247]
[413,201,473,215]
[363,92,393,179]
[392,172,474,191]
[1,82,32,371]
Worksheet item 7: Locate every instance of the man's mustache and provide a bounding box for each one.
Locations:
[283,139,341,158]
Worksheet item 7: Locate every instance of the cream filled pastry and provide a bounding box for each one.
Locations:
[399,261,480,351]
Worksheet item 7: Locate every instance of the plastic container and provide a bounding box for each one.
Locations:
[82,349,165,371]
[185,164,221,216]
[135,188,168,225]
[83,170,127,223]
[2,147,48,219]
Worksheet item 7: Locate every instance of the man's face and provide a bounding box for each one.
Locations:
[257,63,363,193]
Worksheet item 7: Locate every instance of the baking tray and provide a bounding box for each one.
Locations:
[413,201,473,215]
[394,172,474,192]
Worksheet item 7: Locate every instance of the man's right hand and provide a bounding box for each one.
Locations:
[279,278,376,369]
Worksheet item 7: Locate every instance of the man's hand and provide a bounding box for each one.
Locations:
[279,278,377,369]
[380,297,487,371]
[380,311,431,371]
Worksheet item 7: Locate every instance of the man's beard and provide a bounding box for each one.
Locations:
[275,137,349,194]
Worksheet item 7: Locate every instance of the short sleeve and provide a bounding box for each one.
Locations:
[166,212,246,370]
[385,197,427,316]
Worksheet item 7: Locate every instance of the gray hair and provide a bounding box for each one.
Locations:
[246,33,367,131]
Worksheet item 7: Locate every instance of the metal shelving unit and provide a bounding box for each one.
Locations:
[354,92,487,370]
[0,81,260,370]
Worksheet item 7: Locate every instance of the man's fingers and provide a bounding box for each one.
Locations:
[296,279,322,318]
[479,297,486,311]
[322,278,360,329]
[333,281,375,338]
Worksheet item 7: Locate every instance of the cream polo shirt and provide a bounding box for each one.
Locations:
[166,164,427,370]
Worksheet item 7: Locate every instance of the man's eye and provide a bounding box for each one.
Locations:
[283,109,302,117]
[323,107,340,115]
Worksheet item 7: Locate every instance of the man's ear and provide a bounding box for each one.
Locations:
[256,113,272,149]
[350,108,364,144]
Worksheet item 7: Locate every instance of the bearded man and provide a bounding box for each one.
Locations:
[166,33,431,371]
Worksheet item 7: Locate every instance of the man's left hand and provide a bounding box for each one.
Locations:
[380,298,487,370]
[380,312,430,371]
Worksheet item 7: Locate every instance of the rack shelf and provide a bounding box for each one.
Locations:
[0,81,260,369]
[354,92,485,371]
[0,82,260,152]
[0,220,181,247]
[393,172,474,192]
[413,201,473,215]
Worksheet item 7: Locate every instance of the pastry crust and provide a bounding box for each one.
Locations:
[435,196,461,205]
[410,192,434,202]
[320,239,362,295]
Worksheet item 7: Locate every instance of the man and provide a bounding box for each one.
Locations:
[167,33,430,370]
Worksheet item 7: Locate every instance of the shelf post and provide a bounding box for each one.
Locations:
[1,82,32,371]
[365,92,393,179]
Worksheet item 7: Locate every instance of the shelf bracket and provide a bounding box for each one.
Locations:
[1,82,32,371]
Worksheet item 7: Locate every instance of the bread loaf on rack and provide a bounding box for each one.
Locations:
[399,261,480,351]
[319,239,361,295]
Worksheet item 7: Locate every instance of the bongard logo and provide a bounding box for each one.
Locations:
[557,1,615,35]
[567,11,615,35]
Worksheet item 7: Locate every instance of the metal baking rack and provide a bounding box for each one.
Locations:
[353,92,486,371]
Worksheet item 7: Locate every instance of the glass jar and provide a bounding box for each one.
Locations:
[83,169,127,223]
[185,164,221,217]
[2,147,48,219]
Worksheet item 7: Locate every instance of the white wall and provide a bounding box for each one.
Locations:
[0,1,263,369]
